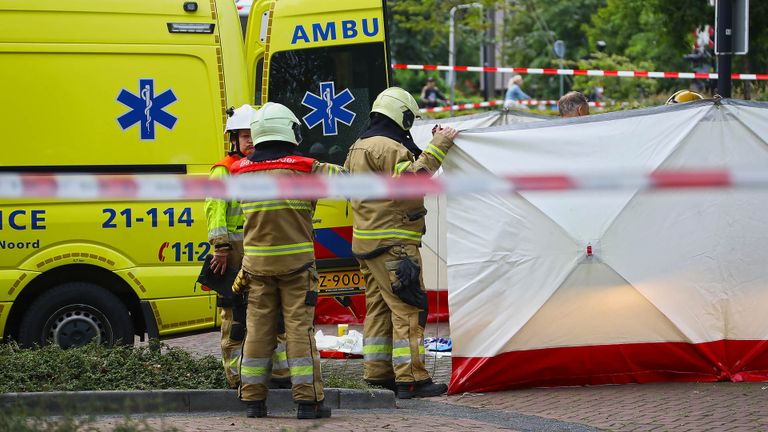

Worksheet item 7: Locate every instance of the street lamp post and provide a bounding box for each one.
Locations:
[449,2,483,117]
[554,40,566,98]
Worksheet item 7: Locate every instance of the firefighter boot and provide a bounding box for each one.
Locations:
[396,379,448,399]
[296,401,332,419]
[245,400,267,418]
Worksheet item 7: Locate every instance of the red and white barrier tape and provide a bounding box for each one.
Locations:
[2,171,767,201]
[421,100,502,113]
[420,99,607,113]
[393,63,768,81]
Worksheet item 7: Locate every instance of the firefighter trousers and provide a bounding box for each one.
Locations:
[360,244,430,383]
[219,242,290,388]
[239,266,324,402]
[220,308,290,388]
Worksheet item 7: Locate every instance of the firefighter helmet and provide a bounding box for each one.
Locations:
[665,90,704,105]
[250,102,303,146]
[371,87,421,130]
[225,104,257,133]
[225,104,257,155]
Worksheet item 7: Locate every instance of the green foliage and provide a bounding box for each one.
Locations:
[501,0,605,100]
[504,0,604,63]
[393,70,445,100]
[743,1,768,72]
[0,342,226,393]
[570,53,658,102]
[388,0,492,101]
[584,0,699,96]
[585,0,671,65]
[322,370,371,390]
[389,0,768,102]
[388,0,488,65]
[584,0,768,98]
[392,69,482,106]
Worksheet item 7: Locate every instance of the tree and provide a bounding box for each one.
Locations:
[569,53,659,103]
[501,0,605,100]
[389,0,768,102]
[388,0,491,101]
[587,0,768,99]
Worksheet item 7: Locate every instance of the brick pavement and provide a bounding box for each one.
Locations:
[141,325,768,432]
[442,382,768,432]
[88,411,519,432]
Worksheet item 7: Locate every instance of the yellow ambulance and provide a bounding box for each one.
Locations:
[0,0,389,347]
[245,0,390,309]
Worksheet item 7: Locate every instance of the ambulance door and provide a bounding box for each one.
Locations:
[0,0,246,345]
[246,0,390,297]
[243,0,272,104]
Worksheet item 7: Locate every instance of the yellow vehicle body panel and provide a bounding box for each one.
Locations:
[0,302,10,338]
[145,296,217,334]
[0,0,390,345]
[269,0,387,50]
[0,0,217,45]
[0,270,34,302]
[0,198,218,338]
[0,0,248,168]
[245,0,390,285]
[0,0,246,343]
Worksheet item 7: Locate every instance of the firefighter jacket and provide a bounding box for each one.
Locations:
[344,133,454,255]
[231,155,343,276]
[204,155,245,246]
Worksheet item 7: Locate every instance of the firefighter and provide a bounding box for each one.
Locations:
[204,104,290,390]
[343,87,458,398]
[231,102,343,419]
[665,89,704,105]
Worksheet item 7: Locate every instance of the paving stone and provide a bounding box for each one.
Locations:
[134,325,768,432]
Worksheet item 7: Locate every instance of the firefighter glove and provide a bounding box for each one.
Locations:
[232,269,249,295]
[392,257,426,308]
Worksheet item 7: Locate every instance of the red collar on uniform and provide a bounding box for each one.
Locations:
[231,155,315,174]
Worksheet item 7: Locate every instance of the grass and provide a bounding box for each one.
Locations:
[323,370,371,390]
[0,341,373,393]
[0,341,226,393]
[0,343,373,430]
[320,355,372,390]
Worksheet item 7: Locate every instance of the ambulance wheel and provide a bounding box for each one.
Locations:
[18,282,134,349]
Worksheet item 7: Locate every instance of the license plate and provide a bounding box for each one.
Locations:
[318,270,365,296]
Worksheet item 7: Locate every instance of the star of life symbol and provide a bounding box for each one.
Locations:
[301,81,356,136]
[117,79,178,140]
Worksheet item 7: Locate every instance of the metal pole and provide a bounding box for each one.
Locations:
[480,30,486,101]
[716,0,733,97]
[449,7,458,117]
[553,40,566,98]
[448,3,483,117]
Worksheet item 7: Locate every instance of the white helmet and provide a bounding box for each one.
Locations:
[251,102,303,146]
[371,87,421,130]
[225,104,257,133]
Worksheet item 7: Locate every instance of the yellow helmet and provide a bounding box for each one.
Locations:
[666,90,704,105]
[250,102,303,146]
[371,87,421,130]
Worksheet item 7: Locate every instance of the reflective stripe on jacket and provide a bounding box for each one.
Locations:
[204,155,245,245]
[343,133,453,254]
[232,155,344,276]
